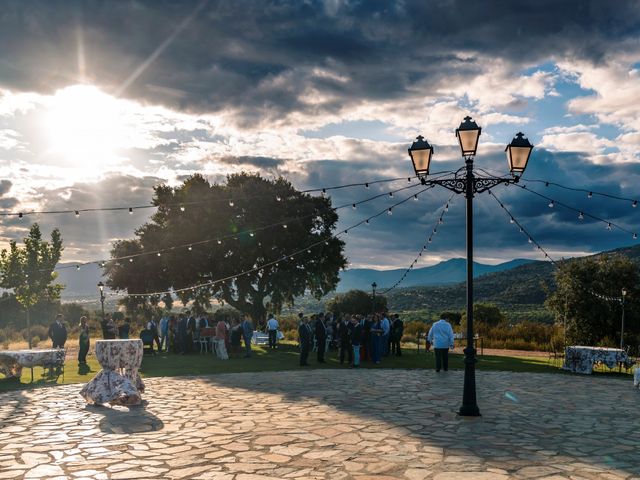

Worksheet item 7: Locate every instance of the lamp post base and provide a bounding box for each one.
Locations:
[458,346,481,417]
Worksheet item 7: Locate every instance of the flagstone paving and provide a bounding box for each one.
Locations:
[1,369,639,479]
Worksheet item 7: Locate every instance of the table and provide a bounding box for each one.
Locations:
[562,346,631,374]
[0,349,61,379]
[79,339,145,406]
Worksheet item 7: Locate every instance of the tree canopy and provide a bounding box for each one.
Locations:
[546,254,639,347]
[105,173,346,322]
[326,289,387,315]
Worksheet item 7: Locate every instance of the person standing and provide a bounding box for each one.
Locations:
[427,315,455,372]
[48,314,68,348]
[381,312,391,357]
[338,314,354,365]
[350,315,362,368]
[177,313,188,354]
[371,314,383,364]
[78,316,90,365]
[118,317,131,339]
[159,314,170,352]
[215,319,229,360]
[315,312,327,363]
[100,313,111,339]
[361,314,372,361]
[105,315,118,340]
[241,314,254,358]
[298,316,312,366]
[147,317,161,352]
[266,313,279,350]
[390,314,404,356]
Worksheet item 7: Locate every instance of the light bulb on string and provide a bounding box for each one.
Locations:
[528,238,533,244]
[228,200,234,207]
[633,200,638,208]
[407,177,412,182]
[352,203,357,209]
[510,217,515,224]
[365,219,370,225]
[18,212,23,219]
[217,239,222,244]
[445,204,449,211]
[387,208,392,215]
[276,196,281,202]
[365,183,369,189]
[438,217,443,224]
[75,210,80,218]
[578,212,584,221]
[188,245,192,251]
[283,224,288,229]
[157,252,161,257]
[548,200,554,208]
[180,206,185,212]
[129,258,133,263]
[545,182,549,187]
[76,265,80,271]
[128,207,133,214]
[588,192,592,199]
[607,223,612,231]
[634,233,638,240]
[413,194,418,201]
[519,227,524,233]
[249,232,254,237]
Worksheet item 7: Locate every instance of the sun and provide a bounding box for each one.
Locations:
[45,85,124,174]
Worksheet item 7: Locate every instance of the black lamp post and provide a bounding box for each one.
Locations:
[371,282,377,313]
[408,116,534,417]
[97,282,105,320]
[620,288,627,350]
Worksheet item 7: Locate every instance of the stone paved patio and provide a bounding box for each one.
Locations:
[1,369,639,479]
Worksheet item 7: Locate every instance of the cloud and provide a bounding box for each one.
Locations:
[219,155,285,169]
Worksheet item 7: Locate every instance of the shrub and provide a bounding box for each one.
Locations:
[31,336,40,347]
[22,325,49,342]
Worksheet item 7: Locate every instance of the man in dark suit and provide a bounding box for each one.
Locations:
[48,314,67,348]
[339,314,354,365]
[298,316,312,366]
[315,312,327,363]
[391,314,404,356]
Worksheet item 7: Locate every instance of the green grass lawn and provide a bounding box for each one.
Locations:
[0,343,634,393]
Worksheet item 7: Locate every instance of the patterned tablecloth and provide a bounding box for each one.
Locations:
[635,367,640,389]
[79,339,145,406]
[562,346,631,374]
[0,349,60,378]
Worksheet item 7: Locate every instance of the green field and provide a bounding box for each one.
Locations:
[1,342,635,393]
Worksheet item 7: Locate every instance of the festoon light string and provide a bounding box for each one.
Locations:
[1,173,457,219]
[53,180,434,273]
[381,193,456,294]
[123,184,438,298]
[514,184,638,240]
[488,189,625,304]
[523,178,640,207]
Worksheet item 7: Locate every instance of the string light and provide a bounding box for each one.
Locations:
[228,200,234,207]
[188,245,192,251]
[413,194,419,201]
[634,201,638,208]
[76,265,80,271]
[129,258,134,262]
[578,212,584,220]
[634,233,638,240]
[18,212,23,219]
[365,219,370,225]
[157,252,161,257]
[509,217,515,224]
[217,239,222,244]
[74,210,80,217]
[387,208,392,215]
[352,204,357,209]
[365,183,369,189]
[389,192,394,198]
[129,207,133,214]
[276,196,281,202]
[548,200,554,208]
[180,206,185,212]
[588,192,592,198]
[607,222,612,231]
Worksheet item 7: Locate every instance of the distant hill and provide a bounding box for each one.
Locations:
[337,258,533,291]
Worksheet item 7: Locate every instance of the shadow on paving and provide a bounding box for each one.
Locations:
[194,368,640,477]
[87,401,165,434]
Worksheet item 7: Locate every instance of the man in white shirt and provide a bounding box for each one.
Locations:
[266,313,279,349]
[427,315,455,372]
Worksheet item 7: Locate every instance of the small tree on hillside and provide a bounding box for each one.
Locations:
[0,224,64,347]
[326,289,387,315]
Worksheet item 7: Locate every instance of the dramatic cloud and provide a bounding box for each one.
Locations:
[0,0,639,270]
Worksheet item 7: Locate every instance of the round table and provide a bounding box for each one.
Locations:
[79,339,145,405]
[0,349,61,378]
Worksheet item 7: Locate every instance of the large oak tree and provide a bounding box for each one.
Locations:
[105,173,346,322]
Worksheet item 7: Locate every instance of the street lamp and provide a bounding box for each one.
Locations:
[371,282,377,313]
[620,288,627,350]
[97,282,105,320]
[408,117,534,417]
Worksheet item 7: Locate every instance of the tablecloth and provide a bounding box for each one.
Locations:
[0,349,61,379]
[562,346,631,374]
[79,339,145,405]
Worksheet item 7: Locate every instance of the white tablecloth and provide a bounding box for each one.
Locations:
[0,349,60,378]
[562,346,631,374]
[79,339,145,405]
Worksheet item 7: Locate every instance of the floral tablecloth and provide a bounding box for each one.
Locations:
[562,346,631,374]
[634,367,640,389]
[79,339,145,406]
[0,349,60,378]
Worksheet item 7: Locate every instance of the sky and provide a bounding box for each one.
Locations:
[1,0,640,273]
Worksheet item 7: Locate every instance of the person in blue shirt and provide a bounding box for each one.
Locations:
[427,315,455,372]
[241,314,254,358]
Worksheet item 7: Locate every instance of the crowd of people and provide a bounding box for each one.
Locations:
[45,308,456,372]
[297,311,405,367]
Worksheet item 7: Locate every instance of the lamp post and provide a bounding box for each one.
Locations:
[408,116,533,417]
[371,282,377,313]
[620,288,627,350]
[97,282,105,320]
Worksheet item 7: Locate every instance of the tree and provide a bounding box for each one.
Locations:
[0,224,64,347]
[546,255,640,347]
[326,289,388,315]
[105,173,347,322]
[461,303,506,335]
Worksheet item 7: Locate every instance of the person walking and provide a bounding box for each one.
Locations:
[298,316,312,366]
[427,314,455,372]
[48,314,67,348]
[241,314,254,358]
[390,314,404,356]
[266,313,279,349]
[315,312,327,363]
[78,316,90,365]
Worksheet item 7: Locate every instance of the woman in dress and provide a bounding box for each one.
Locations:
[78,316,90,365]
[215,319,229,360]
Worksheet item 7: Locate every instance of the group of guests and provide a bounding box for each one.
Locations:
[298,311,405,367]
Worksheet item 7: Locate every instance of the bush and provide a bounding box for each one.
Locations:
[22,325,49,343]
[31,336,40,347]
